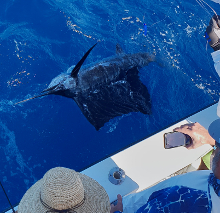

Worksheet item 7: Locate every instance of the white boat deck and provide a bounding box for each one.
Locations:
[4,104,218,212]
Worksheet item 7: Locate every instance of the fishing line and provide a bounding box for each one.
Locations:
[0,181,16,213]
[206,40,209,51]
[142,13,168,36]
[119,0,175,36]
[196,0,212,17]
[141,0,217,36]
[142,0,176,36]
[145,13,169,28]
[198,0,218,17]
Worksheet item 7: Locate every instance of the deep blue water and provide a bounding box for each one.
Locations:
[1,0,220,211]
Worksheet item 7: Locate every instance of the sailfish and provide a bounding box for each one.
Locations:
[16,43,156,130]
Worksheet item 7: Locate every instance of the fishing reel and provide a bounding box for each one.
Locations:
[205,15,220,51]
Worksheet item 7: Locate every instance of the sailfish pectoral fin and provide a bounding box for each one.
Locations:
[72,67,151,130]
[71,43,97,78]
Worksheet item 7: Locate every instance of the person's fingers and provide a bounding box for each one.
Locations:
[185,144,194,150]
[173,123,197,133]
[116,194,123,211]
[173,127,190,134]
[110,195,123,213]
[174,123,195,129]
[117,194,122,203]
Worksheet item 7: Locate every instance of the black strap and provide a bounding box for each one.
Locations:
[40,193,85,213]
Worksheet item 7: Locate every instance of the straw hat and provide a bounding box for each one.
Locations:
[18,167,110,213]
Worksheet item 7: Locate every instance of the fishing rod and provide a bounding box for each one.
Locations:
[0,181,16,213]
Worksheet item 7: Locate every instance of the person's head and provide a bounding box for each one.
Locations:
[209,119,220,178]
[18,167,110,213]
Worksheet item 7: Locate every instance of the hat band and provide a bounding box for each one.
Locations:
[40,193,85,213]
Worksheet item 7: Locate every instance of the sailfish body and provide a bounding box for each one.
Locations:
[17,44,156,130]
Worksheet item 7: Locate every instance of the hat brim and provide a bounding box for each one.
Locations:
[18,172,110,213]
[208,118,220,146]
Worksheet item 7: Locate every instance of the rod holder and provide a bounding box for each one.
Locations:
[108,167,125,185]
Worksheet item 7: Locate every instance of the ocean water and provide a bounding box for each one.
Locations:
[1,0,220,211]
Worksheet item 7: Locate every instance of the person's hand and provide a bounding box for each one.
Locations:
[110,194,123,213]
[205,15,220,51]
[173,122,215,150]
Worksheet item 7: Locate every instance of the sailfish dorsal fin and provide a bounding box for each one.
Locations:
[71,43,97,78]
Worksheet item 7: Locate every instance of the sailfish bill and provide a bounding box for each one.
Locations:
[15,93,51,105]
